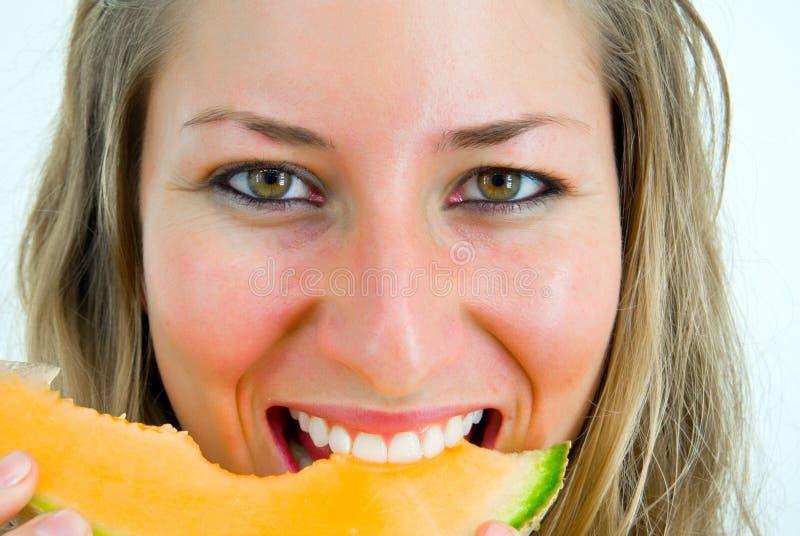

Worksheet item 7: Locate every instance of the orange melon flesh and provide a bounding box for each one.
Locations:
[0,373,569,535]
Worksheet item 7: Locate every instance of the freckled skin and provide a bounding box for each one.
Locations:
[140,0,621,477]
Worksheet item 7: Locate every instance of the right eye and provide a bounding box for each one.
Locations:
[210,162,325,209]
[229,168,311,200]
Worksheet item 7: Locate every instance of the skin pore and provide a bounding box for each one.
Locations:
[139,0,621,479]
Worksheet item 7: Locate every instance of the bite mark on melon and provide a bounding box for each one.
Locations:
[0,373,569,535]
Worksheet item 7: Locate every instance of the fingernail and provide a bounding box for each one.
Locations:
[0,450,32,487]
[483,525,520,536]
[34,509,91,536]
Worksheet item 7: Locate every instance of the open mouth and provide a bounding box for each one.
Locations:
[267,406,502,473]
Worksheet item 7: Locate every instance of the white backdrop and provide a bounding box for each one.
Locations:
[1,2,797,532]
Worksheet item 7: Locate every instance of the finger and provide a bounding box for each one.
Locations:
[475,520,521,536]
[0,451,38,525]
[5,509,91,536]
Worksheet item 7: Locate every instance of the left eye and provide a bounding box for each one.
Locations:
[227,168,312,200]
[460,169,547,202]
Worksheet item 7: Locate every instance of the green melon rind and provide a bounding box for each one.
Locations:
[26,495,129,536]
[501,441,570,534]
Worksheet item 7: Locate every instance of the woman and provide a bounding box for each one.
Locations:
[0,1,757,534]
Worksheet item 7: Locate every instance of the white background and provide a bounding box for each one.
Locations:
[0,2,797,532]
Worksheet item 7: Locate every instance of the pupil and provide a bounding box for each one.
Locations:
[477,171,521,201]
[248,169,291,199]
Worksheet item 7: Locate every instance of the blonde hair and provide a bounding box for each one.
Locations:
[18,0,757,533]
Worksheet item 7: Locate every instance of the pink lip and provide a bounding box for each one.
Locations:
[283,404,489,436]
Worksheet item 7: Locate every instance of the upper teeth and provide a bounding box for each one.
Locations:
[288,409,484,465]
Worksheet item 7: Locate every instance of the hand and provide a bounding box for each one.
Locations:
[0,451,91,535]
[475,520,521,536]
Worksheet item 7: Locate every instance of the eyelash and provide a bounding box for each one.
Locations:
[449,165,563,216]
[208,160,321,212]
[208,160,566,214]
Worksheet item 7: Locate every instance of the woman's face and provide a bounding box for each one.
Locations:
[140,0,621,476]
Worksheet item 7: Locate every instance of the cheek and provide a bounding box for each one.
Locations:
[140,202,333,471]
[469,226,621,447]
[143,226,305,386]
[525,239,620,361]
[523,243,620,443]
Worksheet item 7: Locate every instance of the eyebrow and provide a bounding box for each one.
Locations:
[183,107,588,152]
[183,107,334,149]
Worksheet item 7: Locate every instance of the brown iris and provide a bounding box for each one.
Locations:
[248,169,291,199]
[477,171,522,201]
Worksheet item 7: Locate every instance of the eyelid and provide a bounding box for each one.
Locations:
[451,165,569,203]
[207,160,326,194]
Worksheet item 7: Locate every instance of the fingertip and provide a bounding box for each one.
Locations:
[475,520,521,536]
[0,450,39,489]
[32,508,92,536]
[0,450,39,525]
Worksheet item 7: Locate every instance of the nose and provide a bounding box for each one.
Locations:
[316,211,465,397]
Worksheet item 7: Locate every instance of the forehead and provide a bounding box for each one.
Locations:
[158,0,602,149]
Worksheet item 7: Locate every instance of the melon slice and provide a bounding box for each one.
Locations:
[0,373,569,535]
